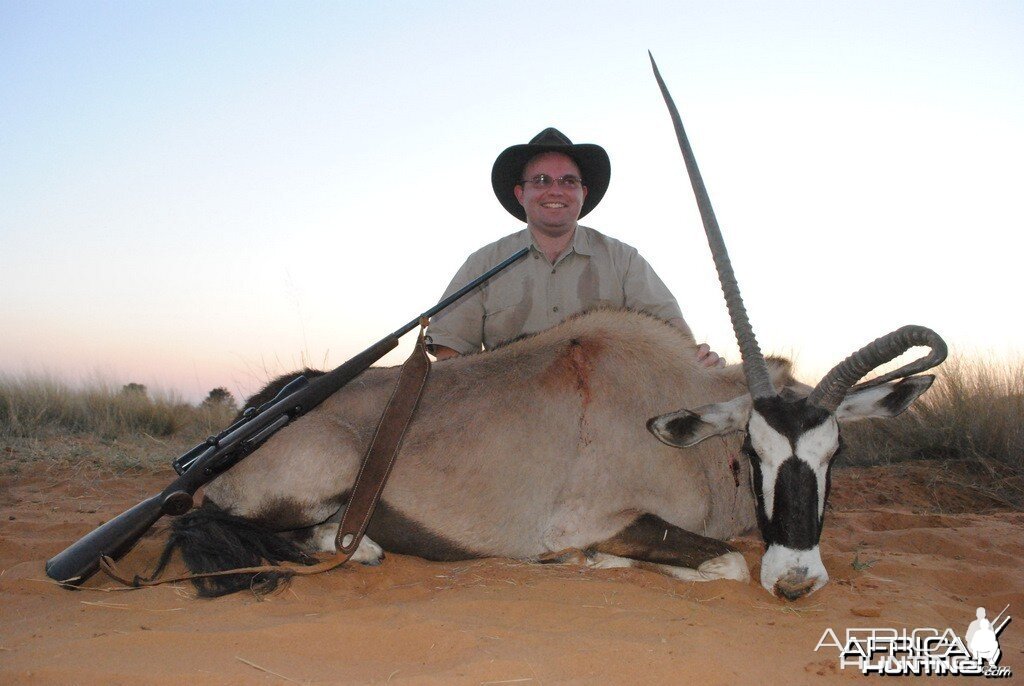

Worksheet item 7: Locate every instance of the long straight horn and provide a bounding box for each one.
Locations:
[649,52,775,399]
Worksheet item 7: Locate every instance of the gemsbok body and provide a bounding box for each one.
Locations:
[165,57,945,599]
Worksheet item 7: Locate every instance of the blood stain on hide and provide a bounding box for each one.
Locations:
[729,455,741,488]
[541,337,604,447]
[541,337,604,409]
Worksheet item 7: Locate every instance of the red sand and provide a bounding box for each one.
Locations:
[2,462,1021,684]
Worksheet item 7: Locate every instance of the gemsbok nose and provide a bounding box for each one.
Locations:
[774,569,820,601]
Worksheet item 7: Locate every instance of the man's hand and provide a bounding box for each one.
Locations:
[696,343,725,368]
[431,345,460,361]
[664,319,724,368]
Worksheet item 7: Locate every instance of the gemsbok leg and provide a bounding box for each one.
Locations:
[584,514,750,582]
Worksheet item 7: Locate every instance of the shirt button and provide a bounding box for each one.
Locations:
[553,306,559,313]
[533,253,540,259]
[551,269,556,274]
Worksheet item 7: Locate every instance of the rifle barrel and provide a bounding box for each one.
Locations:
[392,246,529,338]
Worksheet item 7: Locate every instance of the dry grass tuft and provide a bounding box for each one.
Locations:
[0,374,239,475]
[841,355,1024,507]
[0,374,236,441]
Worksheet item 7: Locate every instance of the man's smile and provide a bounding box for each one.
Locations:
[513,152,588,235]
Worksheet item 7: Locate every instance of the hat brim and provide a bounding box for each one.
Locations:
[491,142,610,222]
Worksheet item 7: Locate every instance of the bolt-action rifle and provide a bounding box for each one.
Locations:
[45,247,529,586]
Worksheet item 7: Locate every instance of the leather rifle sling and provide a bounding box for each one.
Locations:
[99,323,432,588]
[333,321,431,561]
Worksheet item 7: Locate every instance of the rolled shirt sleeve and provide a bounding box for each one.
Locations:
[424,254,489,355]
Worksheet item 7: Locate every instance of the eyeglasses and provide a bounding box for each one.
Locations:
[518,174,584,189]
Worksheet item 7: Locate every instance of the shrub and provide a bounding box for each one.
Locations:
[841,356,1024,506]
[0,375,236,440]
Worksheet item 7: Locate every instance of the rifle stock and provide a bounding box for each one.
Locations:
[45,246,529,587]
[46,494,167,584]
[44,335,400,587]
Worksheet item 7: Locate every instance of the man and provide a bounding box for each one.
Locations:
[425,127,721,366]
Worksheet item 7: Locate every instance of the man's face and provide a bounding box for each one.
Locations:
[513,152,588,237]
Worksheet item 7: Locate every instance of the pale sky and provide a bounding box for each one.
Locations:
[2,1,1022,403]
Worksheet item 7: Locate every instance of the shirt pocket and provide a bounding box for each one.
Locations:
[483,300,528,348]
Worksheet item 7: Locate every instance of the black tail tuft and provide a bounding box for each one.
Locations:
[154,502,317,597]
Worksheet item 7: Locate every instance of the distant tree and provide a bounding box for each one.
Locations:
[202,387,238,411]
[121,382,147,397]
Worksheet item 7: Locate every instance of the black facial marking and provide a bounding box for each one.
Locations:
[752,395,832,443]
[779,386,802,402]
[768,457,822,549]
[745,396,839,550]
[745,436,771,540]
[822,457,835,529]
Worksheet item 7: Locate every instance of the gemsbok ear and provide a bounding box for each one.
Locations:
[647,395,752,448]
[834,375,935,422]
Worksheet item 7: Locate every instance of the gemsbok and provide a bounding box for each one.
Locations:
[161,56,946,600]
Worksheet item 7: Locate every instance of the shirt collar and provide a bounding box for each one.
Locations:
[572,225,595,256]
[521,224,594,260]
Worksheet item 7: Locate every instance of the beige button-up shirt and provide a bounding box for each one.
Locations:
[425,226,685,354]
